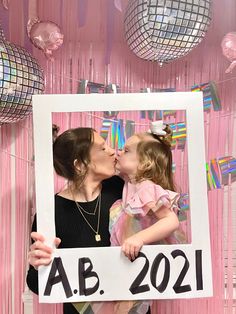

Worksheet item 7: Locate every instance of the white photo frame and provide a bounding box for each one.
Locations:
[32,92,213,303]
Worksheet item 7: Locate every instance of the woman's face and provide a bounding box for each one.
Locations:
[87,132,116,180]
[116,135,140,177]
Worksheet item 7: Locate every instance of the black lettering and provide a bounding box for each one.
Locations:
[79,257,99,296]
[129,252,150,294]
[151,253,170,293]
[171,249,191,293]
[195,250,203,290]
[44,257,73,298]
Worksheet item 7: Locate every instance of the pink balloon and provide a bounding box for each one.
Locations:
[221,32,236,73]
[29,21,64,60]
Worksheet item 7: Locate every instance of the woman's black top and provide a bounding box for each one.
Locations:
[26,175,124,314]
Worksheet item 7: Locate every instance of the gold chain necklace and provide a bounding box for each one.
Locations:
[74,194,101,242]
[75,194,100,216]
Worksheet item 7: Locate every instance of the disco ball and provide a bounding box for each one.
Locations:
[124,0,212,65]
[0,28,44,124]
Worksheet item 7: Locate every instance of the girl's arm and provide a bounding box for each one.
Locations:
[121,205,179,260]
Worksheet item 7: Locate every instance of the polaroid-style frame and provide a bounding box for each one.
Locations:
[32,92,212,303]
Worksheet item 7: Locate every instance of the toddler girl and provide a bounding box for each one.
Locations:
[109,121,184,313]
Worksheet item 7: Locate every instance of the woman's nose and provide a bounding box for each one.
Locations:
[109,147,115,155]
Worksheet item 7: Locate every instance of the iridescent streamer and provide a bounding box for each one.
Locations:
[77,79,88,93]
[191,81,221,112]
[178,193,189,211]
[77,80,104,94]
[125,120,135,138]
[210,159,221,189]
[170,122,187,149]
[117,119,125,149]
[206,162,215,190]
[209,81,221,111]
[100,119,112,141]
[218,156,236,185]
[111,119,117,148]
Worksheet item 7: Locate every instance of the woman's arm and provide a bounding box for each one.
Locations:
[121,206,179,260]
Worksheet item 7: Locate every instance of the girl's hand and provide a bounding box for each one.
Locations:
[28,232,61,269]
[121,235,144,261]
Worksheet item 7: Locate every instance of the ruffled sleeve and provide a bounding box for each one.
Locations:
[125,180,179,216]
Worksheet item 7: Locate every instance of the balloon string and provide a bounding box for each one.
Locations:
[83,111,235,126]
[0,148,34,164]
[46,70,236,92]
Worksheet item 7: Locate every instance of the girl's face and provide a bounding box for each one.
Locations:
[87,132,116,180]
[116,135,140,178]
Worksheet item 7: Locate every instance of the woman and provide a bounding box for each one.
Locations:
[26,127,124,314]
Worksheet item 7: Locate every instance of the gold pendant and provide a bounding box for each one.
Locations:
[95,234,101,242]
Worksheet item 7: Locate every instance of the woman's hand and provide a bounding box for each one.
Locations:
[121,235,144,261]
[28,232,61,269]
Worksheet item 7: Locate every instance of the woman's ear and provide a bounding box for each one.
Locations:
[74,159,81,172]
[74,159,86,175]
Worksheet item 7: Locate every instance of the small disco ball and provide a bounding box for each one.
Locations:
[124,0,212,65]
[0,29,44,124]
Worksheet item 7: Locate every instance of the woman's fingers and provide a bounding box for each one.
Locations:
[28,232,61,269]
[54,237,61,248]
[30,240,53,254]
[28,250,52,269]
[31,231,45,242]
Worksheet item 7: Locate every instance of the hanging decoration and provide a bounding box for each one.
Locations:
[140,81,221,121]
[178,193,189,221]
[218,156,236,185]
[27,0,64,60]
[0,28,44,124]
[124,0,212,65]
[207,156,236,189]
[221,32,236,73]
[78,80,130,146]
[79,78,220,152]
[140,87,176,119]
[175,154,236,217]
[170,122,186,150]
[191,81,221,111]
[78,79,104,94]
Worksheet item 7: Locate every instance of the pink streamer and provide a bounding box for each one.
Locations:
[0,125,12,314]
[1,1,236,314]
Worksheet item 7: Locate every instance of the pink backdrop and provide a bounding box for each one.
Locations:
[0,0,235,313]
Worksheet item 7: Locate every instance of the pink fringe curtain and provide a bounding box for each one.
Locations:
[0,0,236,314]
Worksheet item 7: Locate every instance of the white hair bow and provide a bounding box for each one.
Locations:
[149,120,166,136]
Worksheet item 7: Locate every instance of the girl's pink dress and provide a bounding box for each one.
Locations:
[108,179,186,314]
[110,179,184,246]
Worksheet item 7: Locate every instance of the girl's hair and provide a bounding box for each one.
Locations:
[53,127,94,188]
[135,125,176,191]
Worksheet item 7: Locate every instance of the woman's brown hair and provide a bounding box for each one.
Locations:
[53,127,94,188]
